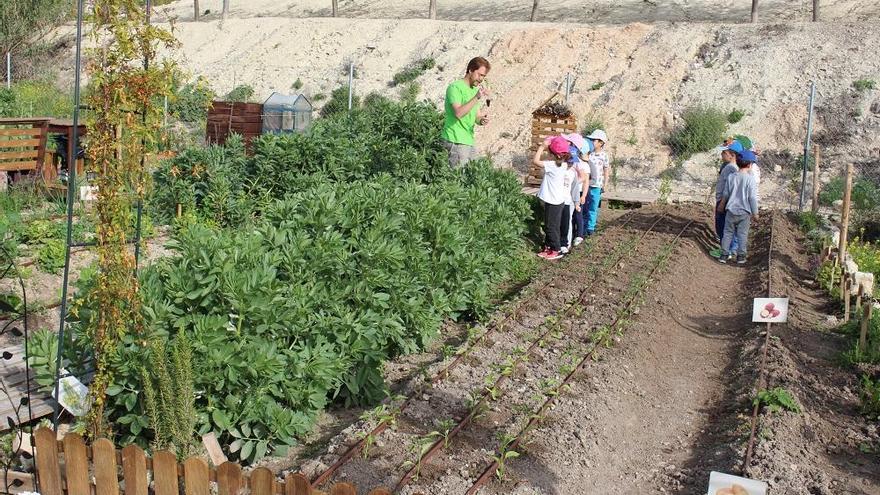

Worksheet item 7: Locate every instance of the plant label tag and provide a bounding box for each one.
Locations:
[752,297,789,323]
[707,471,767,495]
[51,369,90,416]
[80,185,98,201]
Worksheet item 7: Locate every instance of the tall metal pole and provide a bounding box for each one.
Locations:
[347,61,354,111]
[564,72,570,104]
[5,52,10,89]
[813,0,819,21]
[751,0,759,23]
[52,0,85,429]
[134,0,151,271]
[799,81,816,212]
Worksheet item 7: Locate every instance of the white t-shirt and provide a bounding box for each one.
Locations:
[563,167,577,206]
[587,151,610,188]
[750,163,761,200]
[537,161,569,205]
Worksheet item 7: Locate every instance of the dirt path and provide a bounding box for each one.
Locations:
[486,211,754,494]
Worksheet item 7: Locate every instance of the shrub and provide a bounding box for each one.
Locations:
[861,374,880,419]
[169,76,215,124]
[581,114,604,137]
[853,79,876,92]
[291,78,303,91]
[797,211,824,233]
[224,84,255,103]
[753,387,800,413]
[400,81,420,102]
[392,58,436,86]
[819,177,880,210]
[319,85,358,117]
[666,105,728,159]
[727,108,746,124]
[0,80,72,118]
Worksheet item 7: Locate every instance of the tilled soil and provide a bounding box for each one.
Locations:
[287,205,880,494]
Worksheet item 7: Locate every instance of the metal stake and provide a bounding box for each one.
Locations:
[5,52,10,89]
[799,81,816,212]
[348,61,354,111]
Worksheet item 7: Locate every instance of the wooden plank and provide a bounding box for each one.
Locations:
[152,450,179,495]
[63,433,91,495]
[122,445,148,495]
[250,467,275,495]
[94,438,120,495]
[284,473,310,495]
[216,462,243,495]
[0,128,43,137]
[0,117,51,124]
[183,457,210,495]
[0,139,41,148]
[329,483,356,495]
[201,433,227,466]
[207,115,263,123]
[0,150,39,160]
[34,428,63,495]
[4,470,36,494]
[0,161,38,171]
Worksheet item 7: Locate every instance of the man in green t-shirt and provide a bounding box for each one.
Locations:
[441,57,491,168]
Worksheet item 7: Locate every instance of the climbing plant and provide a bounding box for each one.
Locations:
[82,0,176,436]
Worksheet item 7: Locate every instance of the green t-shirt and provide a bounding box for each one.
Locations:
[441,79,480,146]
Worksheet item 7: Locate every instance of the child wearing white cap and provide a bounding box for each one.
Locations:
[583,129,611,235]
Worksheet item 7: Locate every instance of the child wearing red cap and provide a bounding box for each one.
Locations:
[534,136,573,260]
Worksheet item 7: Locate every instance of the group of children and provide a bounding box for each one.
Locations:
[535,131,761,264]
[712,136,761,264]
[535,130,610,260]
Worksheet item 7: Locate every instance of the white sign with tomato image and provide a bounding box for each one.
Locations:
[707,471,767,495]
[752,297,789,323]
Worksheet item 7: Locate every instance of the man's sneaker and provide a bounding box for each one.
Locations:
[560,246,570,254]
[545,250,563,260]
[709,248,723,258]
[573,237,584,246]
[537,248,550,258]
[716,255,728,264]
[736,255,747,265]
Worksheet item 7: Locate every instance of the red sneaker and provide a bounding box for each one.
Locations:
[544,250,563,260]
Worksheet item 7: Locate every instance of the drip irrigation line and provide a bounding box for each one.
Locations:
[465,218,694,495]
[742,212,776,475]
[311,212,642,488]
[393,214,671,493]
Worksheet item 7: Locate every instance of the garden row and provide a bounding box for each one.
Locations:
[25,97,535,464]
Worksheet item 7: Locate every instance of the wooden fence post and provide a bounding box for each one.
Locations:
[34,428,63,495]
[860,303,873,353]
[93,438,121,495]
[285,473,312,495]
[63,433,91,495]
[152,451,179,495]
[428,0,437,19]
[751,0,759,22]
[813,0,820,21]
[331,482,357,495]
[844,277,851,322]
[184,457,210,495]
[122,445,149,495]
[530,0,539,22]
[331,0,338,17]
[218,462,244,495]
[856,285,864,312]
[811,145,820,213]
[837,163,854,267]
[251,467,276,495]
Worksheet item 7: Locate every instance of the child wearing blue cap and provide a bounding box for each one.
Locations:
[711,140,742,259]
[716,150,760,264]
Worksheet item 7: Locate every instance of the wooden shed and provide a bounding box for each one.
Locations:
[206,101,263,151]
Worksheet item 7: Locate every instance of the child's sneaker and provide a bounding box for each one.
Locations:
[736,255,747,265]
[560,246,570,254]
[545,250,563,260]
[716,255,728,264]
[709,248,722,258]
[573,236,584,246]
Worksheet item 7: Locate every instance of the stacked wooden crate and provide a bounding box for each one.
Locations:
[525,110,577,186]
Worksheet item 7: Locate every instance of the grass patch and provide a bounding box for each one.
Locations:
[665,105,728,160]
[580,114,604,137]
[399,81,421,102]
[853,79,876,92]
[392,58,436,86]
[0,80,72,118]
[727,108,746,124]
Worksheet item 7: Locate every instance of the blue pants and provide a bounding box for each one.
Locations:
[715,201,739,251]
[584,187,602,233]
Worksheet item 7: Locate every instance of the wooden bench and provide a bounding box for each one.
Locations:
[0,117,50,187]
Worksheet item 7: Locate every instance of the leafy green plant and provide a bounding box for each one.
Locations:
[727,108,746,124]
[493,433,520,480]
[589,82,605,91]
[666,105,728,159]
[819,177,880,211]
[753,387,800,413]
[860,374,880,419]
[400,81,420,102]
[36,238,65,274]
[797,211,824,233]
[291,78,303,91]
[319,84,359,117]
[853,79,876,92]
[312,92,326,101]
[658,175,672,203]
[224,84,255,103]
[0,80,72,118]
[581,114,604,137]
[392,58,436,86]
[169,76,215,124]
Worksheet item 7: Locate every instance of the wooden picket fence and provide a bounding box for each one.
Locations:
[8,428,406,495]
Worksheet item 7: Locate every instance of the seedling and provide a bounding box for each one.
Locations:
[429,418,455,448]
[493,433,520,481]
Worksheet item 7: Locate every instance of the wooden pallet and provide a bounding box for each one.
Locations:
[525,112,578,186]
[206,101,263,152]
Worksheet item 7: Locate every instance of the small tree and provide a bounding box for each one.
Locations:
[193,0,200,21]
